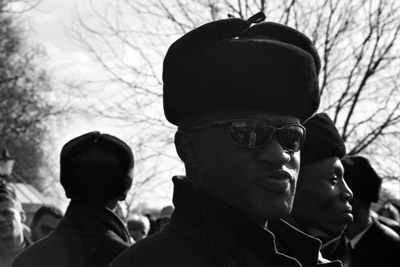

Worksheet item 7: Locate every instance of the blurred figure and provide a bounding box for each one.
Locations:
[30,205,64,242]
[127,214,150,242]
[377,201,400,221]
[156,205,174,232]
[322,156,400,267]
[0,183,29,267]
[271,113,353,242]
[375,201,400,234]
[372,210,400,235]
[12,131,134,267]
[143,213,157,236]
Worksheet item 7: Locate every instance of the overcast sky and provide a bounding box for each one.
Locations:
[25,0,131,144]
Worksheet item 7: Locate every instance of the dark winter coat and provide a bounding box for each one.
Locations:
[321,218,400,267]
[110,176,341,267]
[11,199,132,267]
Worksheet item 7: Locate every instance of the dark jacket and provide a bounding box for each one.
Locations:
[110,176,340,267]
[321,218,400,267]
[12,199,131,267]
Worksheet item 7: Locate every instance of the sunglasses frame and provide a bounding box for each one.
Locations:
[184,119,306,152]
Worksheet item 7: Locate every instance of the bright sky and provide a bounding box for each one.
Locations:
[24,0,114,139]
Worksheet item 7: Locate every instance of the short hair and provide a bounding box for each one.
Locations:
[31,205,64,226]
[127,214,150,231]
[0,193,24,212]
[0,182,17,199]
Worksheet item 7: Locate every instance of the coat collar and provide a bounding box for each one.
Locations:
[58,199,131,244]
[168,176,335,266]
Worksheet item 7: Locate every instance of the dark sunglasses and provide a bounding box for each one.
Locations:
[185,119,306,152]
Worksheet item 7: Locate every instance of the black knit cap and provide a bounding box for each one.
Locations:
[341,155,382,203]
[301,113,346,166]
[163,12,321,126]
[60,131,134,201]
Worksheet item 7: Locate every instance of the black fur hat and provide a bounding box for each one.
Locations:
[301,113,346,166]
[163,13,321,126]
[60,131,134,201]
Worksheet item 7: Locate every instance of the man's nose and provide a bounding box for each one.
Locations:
[341,180,353,202]
[258,137,291,165]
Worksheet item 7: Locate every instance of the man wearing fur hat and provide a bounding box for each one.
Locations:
[111,12,340,267]
[322,155,399,267]
[12,132,134,267]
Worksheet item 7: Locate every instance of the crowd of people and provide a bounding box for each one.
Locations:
[1,11,399,267]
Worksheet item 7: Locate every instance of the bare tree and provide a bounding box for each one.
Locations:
[0,0,60,190]
[70,0,399,210]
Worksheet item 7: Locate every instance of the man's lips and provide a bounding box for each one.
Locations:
[257,170,294,192]
[342,206,353,222]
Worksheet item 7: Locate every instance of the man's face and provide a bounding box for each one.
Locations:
[0,200,25,241]
[188,112,301,226]
[291,157,353,237]
[31,214,61,242]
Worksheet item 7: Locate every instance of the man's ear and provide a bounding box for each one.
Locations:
[20,210,26,223]
[174,131,198,168]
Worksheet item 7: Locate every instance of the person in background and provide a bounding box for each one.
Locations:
[143,213,157,237]
[374,201,400,234]
[110,12,340,267]
[269,113,353,246]
[12,131,134,267]
[29,204,64,242]
[322,155,400,267]
[127,214,150,242]
[0,183,29,267]
[156,205,174,232]
[377,200,400,222]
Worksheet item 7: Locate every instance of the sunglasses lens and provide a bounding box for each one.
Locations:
[279,125,305,152]
[229,121,275,148]
[229,121,305,151]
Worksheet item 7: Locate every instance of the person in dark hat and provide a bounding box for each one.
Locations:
[269,113,353,243]
[322,155,399,267]
[12,131,134,267]
[155,205,174,232]
[110,13,339,267]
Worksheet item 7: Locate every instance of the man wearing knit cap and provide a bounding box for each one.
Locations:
[111,13,339,267]
[269,113,353,247]
[12,131,134,267]
[322,155,399,267]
